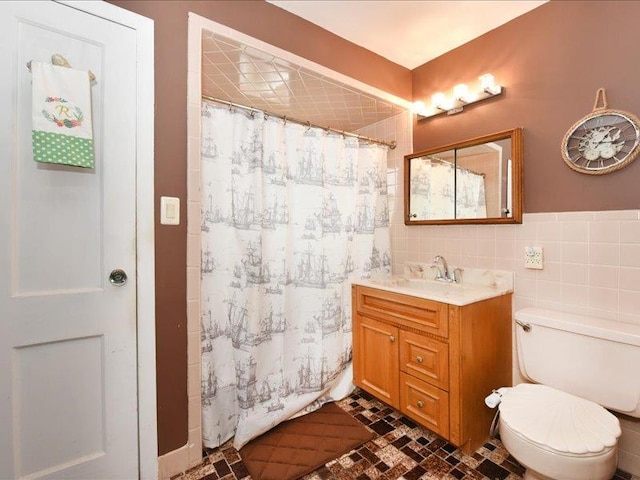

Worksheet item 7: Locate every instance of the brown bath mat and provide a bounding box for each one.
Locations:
[239,401,375,480]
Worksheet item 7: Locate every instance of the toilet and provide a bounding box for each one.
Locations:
[496,308,640,480]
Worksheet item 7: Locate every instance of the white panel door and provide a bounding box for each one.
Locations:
[0,2,139,478]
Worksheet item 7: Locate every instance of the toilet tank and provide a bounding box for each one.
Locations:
[515,308,640,418]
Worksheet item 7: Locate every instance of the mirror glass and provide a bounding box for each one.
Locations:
[405,128,523,225]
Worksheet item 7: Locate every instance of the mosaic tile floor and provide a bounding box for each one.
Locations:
[174,389,637,480]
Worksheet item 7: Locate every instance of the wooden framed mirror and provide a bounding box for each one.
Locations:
[404,128,523,225]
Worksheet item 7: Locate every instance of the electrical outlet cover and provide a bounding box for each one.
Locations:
[524,246,543,269]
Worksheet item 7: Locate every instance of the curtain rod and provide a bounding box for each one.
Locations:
[202,95,397,150]
[426,155,485,178]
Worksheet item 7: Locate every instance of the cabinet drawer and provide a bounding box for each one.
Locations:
[355,286,448,338]
[400,372,449,439]
[399,330,449,390]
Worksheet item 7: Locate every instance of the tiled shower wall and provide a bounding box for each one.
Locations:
[359,114,640,475]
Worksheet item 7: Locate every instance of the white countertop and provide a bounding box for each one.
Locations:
[353,267,514,306]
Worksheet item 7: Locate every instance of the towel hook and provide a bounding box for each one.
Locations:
[27,53,96,82]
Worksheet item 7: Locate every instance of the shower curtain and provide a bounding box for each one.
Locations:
[200,102,391,449]
[455,167,487,219]
[409,159,486,219]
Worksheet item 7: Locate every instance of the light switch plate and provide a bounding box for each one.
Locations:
[524,246,543,269]
[160,196,180,225]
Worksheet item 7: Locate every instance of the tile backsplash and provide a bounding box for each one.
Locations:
[358,115,640,475]
[392,210,640,326]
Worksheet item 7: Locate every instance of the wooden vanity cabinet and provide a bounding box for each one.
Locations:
[352,285,512,453]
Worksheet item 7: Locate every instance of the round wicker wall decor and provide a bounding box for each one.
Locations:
[561,88,640,175]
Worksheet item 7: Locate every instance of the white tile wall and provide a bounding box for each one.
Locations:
[185,12,204,473]
[359,113,640,475]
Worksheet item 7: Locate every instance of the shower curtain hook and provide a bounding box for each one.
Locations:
[305,121,311,131]
[283,115,287,125]
[324,126,331,135]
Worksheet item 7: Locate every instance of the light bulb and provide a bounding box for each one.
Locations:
[480,73,501,95]
[453,83,469,102]
[412,101,427,116]
[479,73,495,90]
[431,92,447,109]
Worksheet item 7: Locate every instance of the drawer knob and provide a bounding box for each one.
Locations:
[416,356,423,363]
[417,400,424,408]
[389,335,396,343]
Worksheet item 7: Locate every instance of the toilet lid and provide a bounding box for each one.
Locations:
[499,384,621,455]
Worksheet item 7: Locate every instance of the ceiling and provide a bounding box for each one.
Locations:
[202,31,407,133]
[201,1,547,135]
[267,0,547,70]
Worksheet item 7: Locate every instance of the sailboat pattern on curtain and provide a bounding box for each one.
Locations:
[409,158,487,220]
[200,102,391,449]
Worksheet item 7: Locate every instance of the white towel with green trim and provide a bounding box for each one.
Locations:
[31,62,94,168]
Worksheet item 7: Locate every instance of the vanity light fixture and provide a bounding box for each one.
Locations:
[413,73,504,119]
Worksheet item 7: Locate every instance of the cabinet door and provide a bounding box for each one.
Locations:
[353,315,399,408]
[400,372,449,439]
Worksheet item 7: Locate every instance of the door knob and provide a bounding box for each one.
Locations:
[109,269,128,286]
[389,335,395,343]
[416,356,423,363]
[417,400,424,408]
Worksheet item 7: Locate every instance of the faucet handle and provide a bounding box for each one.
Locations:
[430,265,444,280]
[453,267,464,283]
[406,262,424,278]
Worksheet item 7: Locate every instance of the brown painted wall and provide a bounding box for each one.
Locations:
[107,0,411,455]
[412,1,640,213]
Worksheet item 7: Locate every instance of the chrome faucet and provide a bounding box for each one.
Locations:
[432,255,452,282]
